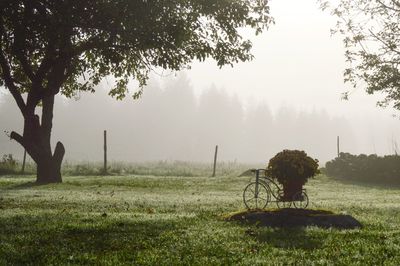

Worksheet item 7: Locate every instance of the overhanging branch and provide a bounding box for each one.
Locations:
[391,0,400,9]
[35,45,56,83]
[10,130,40,162]
[10,4,35,81]
[10,131,24,147]
[368,29,400,56]
[376,0,400,12]
[0,49,27,116]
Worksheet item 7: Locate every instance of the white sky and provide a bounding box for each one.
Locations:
[184,0,380,114]
[169,0,400,155]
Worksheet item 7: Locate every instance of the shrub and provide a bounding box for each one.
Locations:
[325,153,400,184]
[0,154,18,175]
[266,150,320,186]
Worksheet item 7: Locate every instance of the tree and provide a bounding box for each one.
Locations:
[0,0,273,183]
[320,0,400,109]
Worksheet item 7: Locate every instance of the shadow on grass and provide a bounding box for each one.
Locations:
[252,227,324,250]
[0,173,34,178]
[0,213,183,265]
[329,176,400,190]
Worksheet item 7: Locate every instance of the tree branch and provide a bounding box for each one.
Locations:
[368,29,400,56]
[12,46,35,81]
[73,34,118,56]
[376,0,400,12]
[53,141,65,165]
[35,45,56,83]
[10,131,25,147]
[0,50,27,116]
[10,130,40,163]
[391,0,400,8]
[10,3,35,81]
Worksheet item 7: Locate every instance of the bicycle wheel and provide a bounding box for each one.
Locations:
[292,190,309,209]
[276,190,292,209]
[243,182,270,210]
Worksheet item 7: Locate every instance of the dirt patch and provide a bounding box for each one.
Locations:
[226,209,362,229]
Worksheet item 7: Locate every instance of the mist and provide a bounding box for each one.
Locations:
[2,72,396,165]
[2,0,400,167]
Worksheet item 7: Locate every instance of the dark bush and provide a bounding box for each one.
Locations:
[0,154,18,175]
[266,150,320,186]
[325,153,400,184]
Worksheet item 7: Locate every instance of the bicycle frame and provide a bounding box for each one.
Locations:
[253,169,281,202]
[243,169,310,209]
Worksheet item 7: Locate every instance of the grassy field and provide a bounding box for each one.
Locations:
[1,173,400,265]
[1,160,257,177]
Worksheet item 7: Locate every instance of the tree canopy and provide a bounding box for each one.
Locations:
[321,0,400,109]
[0,0,273,183]
[0,0,273,101]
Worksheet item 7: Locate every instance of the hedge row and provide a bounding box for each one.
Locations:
[325,153,400,184]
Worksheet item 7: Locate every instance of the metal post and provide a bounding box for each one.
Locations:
[337,136,340,158]
[104,130,107,174]
[212,145,218,177]
[21,149,26,174]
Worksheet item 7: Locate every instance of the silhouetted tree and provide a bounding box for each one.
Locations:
[0,0,272,183]
[321,0,400,109]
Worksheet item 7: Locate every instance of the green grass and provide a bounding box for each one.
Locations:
[1,174,400,265]
[1,160,257,177]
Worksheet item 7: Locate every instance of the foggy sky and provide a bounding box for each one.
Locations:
[1,0,400,165]
[0,75,357,164]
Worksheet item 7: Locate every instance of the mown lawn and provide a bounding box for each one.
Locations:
[1,174,400,265]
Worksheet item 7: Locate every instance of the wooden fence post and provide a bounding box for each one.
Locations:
[21,149,26,174]
[337,136,340,158]
[212,145,218,177]
[104,130,107,174]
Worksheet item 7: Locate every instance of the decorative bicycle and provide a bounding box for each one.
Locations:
[243,169,309,209]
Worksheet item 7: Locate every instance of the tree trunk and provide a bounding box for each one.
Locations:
[35,142,65,184]
[36,158,62,184]
[35,94,65,184]
[11,94,65,184]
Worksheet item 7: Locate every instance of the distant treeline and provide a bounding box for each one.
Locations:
[325,153,400,184]
[0,73,355,163]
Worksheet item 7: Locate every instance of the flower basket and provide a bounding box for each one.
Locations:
[281,179,303,201]
[266,150,319,201]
